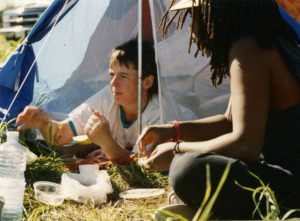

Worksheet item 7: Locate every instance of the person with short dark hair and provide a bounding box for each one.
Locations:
[137,0,300,219]
[16,39,160,160]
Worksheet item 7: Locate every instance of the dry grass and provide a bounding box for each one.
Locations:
[25,190,171,221]
[23,154,171,221]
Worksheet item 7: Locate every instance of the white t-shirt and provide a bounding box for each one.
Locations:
[68,85,160,152]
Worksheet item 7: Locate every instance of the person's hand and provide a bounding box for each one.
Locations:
[136,124,175,157]
[16,106,50,131]
[83,111,111,147]
[139,142,174,171]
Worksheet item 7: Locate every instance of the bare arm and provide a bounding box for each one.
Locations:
[16,106,74,145]
[39,120,73,145]
[178,113,232,141]
[175,38,271,161]
[137,100,232,156]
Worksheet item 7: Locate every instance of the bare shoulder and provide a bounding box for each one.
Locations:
[229,37,300,108]
[228,37,272,83]
[229,37,273,65]
[229,37,290,70]
[230,37,260,52]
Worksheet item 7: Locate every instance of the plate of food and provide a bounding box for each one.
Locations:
[119,188,165,199]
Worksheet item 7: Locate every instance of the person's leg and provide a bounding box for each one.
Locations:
[169,152,299,219]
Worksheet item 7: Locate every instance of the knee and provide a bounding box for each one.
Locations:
[169,152,207,192]
[169,152,234,191]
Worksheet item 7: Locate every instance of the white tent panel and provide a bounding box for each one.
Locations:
[29,0,230,122]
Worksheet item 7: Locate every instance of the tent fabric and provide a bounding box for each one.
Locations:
[0,0,78,121]
[0,0,298,124]
[28,0,79,42]
[0,43,37,120]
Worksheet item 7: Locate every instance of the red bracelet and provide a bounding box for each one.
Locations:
[169,120,181,142]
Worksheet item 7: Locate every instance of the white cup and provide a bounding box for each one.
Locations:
[79,164,99,186]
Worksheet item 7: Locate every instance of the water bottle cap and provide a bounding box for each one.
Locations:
[6,131,19,142]
[6,131,19,137]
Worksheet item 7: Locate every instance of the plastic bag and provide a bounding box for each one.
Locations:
[61,170,113,205]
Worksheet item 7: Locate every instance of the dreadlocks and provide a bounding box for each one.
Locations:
[158,0,299,87]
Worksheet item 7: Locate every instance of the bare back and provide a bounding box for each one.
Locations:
[269,46,300,109]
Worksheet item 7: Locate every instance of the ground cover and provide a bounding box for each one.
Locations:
[23,147,170,221]
[10,127,300,221]
[5,126,171,221]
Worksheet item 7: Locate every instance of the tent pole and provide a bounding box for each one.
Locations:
[137,0,143,138]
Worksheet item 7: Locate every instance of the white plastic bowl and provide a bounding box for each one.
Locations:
[33,181,64,206]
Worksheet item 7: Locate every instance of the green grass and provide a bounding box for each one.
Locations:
[235,171,300,220]
[0,33,22,63]
[4,123,299,221]
[156,163,231,221]
[23,155,170,221]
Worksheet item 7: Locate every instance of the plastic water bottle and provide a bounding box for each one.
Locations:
[0,131,27,221]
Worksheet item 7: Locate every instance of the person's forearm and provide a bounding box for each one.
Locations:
[180,115,232,141]
[39,120,70,145]
[100,139,132,160]
[176,131,260,162]
[95,135,132,160]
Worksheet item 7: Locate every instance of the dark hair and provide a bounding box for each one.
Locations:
[110,39,158,99]
[159,0,299,87]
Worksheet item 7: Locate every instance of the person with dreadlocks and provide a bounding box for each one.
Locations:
[136,0,300,219]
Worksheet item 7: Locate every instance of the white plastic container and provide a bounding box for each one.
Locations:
[78,164,99,186]
[0,131,27,221]
[33,181,64,206]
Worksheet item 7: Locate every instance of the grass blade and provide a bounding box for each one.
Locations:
[198,162,231,221]
[192,164,212,221]
[282,209,300,220]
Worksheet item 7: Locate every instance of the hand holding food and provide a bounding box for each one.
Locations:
[137,124,174,157]
[83,109,111,147]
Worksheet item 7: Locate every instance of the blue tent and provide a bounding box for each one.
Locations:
[0,0,78,121]
[0,0,299,123]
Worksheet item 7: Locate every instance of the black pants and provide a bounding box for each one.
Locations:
[169,152,300,220]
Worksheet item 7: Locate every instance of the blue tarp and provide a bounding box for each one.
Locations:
[0,0,78,121]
